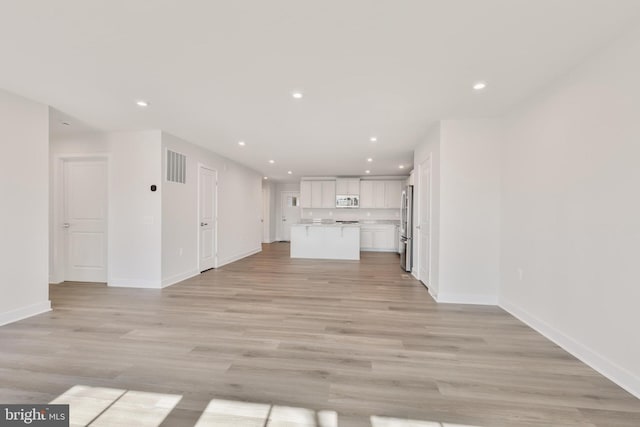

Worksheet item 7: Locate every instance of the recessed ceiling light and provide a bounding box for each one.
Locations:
[367,158,373,162]
[370,137,377,142]
[473,81,487,91]
[269,160,275,164]
[136,100,149,107]
[238,141,246,146]
[287,171,292,175]
[263,176,268,180]
[399,165,405,169]
[292,92,303,99]
[365,170,371,174]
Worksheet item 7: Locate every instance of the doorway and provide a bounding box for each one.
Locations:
[418,156,432,291]
[198,166,217,272]
[280,191,300,241]
[59,158,108,282]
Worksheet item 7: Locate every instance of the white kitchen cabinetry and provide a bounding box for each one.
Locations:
[300,181,312,208]
[359,180,403,209]
[373,181,386,207]
[384,180,402,209]
[360,181,374,208]
[311,181,323,208]
[336,178,360,195]
[360,224,399,252]
[321,181,336,208]
[300,180,336,208]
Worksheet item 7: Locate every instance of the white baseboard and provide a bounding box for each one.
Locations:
[49,276,63,285]
[500,298,640,399]
[108,278,162,289]
[0,300,52,327]
[217,247,262,268]
[161,269,199,288]
[436,292,498,305]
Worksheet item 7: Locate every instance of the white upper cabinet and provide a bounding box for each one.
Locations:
[359,180,374,208]
[384,180,402,209]
[359,179,403,209]
[311,181,323,208]
[300,180,312,208]
[300,180,337,208]
[336,178,360,195]
[303,178,403,210]
[321,180,336,208]
[372,181,386,208]
[347,179,360,195]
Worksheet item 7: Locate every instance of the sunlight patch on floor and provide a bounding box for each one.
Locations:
[50,386,181,427]
[193,398,270,427]
[50,386,480,427]
[371,416,479,427]
[49,385,126,427]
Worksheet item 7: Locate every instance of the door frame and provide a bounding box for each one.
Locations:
[416,155,432,289]
[51,153,111,284]
[197,164,218,272]
[279,191,300,241]
[262,185,271,243]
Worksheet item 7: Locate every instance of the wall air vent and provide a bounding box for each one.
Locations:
[166,150,186,184]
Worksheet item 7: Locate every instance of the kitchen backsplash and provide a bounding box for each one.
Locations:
[301,208,400,221]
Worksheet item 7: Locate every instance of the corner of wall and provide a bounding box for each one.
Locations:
[500,297,640,399]
[0,300,52,327]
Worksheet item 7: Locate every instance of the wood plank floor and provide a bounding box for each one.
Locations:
[1,242,638,426]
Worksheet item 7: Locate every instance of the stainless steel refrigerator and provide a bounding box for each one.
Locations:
[400,185,413,271]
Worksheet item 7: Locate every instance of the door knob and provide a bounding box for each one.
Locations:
[62,223,70,228]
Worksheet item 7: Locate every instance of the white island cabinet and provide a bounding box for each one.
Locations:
[291,224,360,260]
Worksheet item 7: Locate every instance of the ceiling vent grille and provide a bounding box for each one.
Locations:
[166,150,186,184]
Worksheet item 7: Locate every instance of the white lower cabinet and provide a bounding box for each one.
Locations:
[360,224,399,252]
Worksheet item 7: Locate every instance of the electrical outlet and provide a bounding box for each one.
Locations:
[178,248,183,256]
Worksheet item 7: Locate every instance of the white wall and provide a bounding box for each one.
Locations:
[161,132,262,283]
[412,120,501,304]
[51,130,262,289]
[0,89,50,325]
[438,120,501,304]
[50,130,163,288]
[499,26,640,397]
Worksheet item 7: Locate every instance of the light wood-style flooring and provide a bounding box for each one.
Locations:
[1,242,638,426]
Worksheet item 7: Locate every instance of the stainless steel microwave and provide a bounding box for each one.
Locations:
[336,195,359,208]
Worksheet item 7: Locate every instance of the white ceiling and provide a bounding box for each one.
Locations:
[2,1,639,181]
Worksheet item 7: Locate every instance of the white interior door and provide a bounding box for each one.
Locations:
[199,166,217,271]
[63,159,108,282]
[418,158,432,289]
[280,191,301,241]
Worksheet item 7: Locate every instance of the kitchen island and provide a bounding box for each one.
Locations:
[290,222,360,260]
